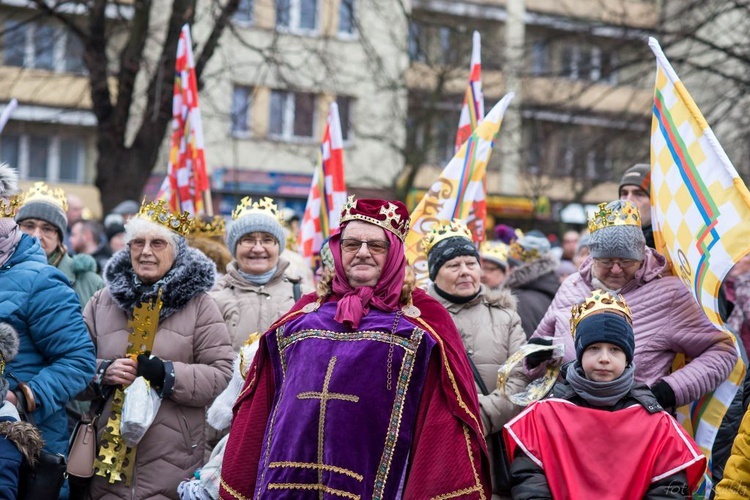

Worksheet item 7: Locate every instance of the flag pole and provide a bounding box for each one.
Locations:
[204,187,214,216]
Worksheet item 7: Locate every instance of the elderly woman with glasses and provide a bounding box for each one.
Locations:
[82,200,233,499]
[526,200,737,412]
[210,197,311,352]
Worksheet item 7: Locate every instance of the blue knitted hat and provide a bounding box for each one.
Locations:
[574,312,635,365]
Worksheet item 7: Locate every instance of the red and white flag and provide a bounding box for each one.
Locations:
[455,31,486,243]
[298,102,347,268]
[156,24,210,215]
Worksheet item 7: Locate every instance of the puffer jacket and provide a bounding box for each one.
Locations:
[503,255,560,338]
[84,241,233,499]
[429,285,527,498]
[0,234,96,456]
[716,405,750,499]
[529,247,738,407]
[210,259,311,350]
[56,251,104,308]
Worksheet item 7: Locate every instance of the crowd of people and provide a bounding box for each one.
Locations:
[2,160,750,500]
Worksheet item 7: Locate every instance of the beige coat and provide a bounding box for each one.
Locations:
[210,259,312,350]
[429,285,528,499]
[84,269,233,499]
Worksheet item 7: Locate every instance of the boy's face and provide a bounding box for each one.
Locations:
[581,342,627,382]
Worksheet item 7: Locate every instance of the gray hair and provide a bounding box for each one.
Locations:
[124,217,182,257]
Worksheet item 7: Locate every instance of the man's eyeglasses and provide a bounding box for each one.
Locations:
[239,235,278,248]
[128,238,169,251]
[19,221,57,237]
[341,238,389,255]
[595,258,639,270]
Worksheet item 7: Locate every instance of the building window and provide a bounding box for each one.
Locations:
[276,0,317,32]
[0,133,86,183]
[231,85,253,136]
[3,20,86,74]
[561,43,618,83]
[269,91,316,140]
[234,0,253,23]
[337,96,353,142]
[408,22,425,62]
[338,0,355,35]
[531,41,549,76]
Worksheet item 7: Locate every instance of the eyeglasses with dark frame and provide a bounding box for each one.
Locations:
[340,238,390,255]
[19,220,58,237]
[128,238,169,251]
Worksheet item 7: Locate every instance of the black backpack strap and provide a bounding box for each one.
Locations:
[466,354,490,396]
[293,280,302,302]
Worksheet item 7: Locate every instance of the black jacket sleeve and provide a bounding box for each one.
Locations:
[644,471,688,499]
[510,448,552,500]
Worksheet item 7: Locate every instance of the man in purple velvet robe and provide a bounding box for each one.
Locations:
[220,197,491,499]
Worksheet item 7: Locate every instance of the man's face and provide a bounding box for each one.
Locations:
[341,221,388,287]
[592,258,641,290]
[67,195,84,226]
[562,231,579,260]
[619,185,651,227]
[69,222,89,253]
[18,218,60,256]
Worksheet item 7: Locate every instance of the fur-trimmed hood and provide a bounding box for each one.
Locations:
[0,323,19,362]
[0,419,44,465]
[504,255,559,296]
[104,238,216,320]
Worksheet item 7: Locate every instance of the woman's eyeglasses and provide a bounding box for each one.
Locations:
[238,236,278,248]
[128,238,169,251]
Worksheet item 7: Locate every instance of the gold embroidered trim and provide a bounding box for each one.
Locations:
[278,328,421,357]
[269,461,364,482]
[462,424,484,499]
[219,477,251,500]
[372,327,424,500]
[431,485,484,500]
[268,482,361,499]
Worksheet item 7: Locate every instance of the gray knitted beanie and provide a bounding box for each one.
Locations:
[16,198,67,239]
[589,200,646,261]
[227,212,286,256]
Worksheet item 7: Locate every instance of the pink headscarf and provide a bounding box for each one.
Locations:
[330,225,406,329]
[0,221,21,267]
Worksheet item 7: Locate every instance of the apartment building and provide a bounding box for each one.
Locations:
[406,0,658,228]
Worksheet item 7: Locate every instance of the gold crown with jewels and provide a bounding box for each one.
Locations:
[0,195,22,218]
[569,289,632,337]
[231,196,284,223]
[136,198,194,236]
[18,182,68,212]
[339,195,410,241]
[192,215,226,237]
[421,220,472,254]
[480,240,509,264]
[508,242,540,263]
[587,201,641,233]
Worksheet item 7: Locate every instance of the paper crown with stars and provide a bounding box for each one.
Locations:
[421,220,472,254]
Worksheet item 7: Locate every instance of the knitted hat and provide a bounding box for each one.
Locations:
[106,221,126,241]
[15,182,68,240]
[112,199,140,216]
[619,163,651,193]
[480,241,509,270]
[508,232,551,266]
[427,236,479,281]
[227,198,286,255]
[574,312,635,365]
[0,164,20,238]
[494,224,518,245]
[588,200,646,261]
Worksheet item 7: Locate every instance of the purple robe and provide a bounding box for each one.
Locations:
[254,302,435,499]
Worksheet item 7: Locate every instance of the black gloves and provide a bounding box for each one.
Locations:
[650,381,677,409]
[137,354,166,390]
[525,338,555,369]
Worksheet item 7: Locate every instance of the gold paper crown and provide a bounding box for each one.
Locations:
[421,220,472,254]
[480,241,509,264]
[569,289,632,336]
[508,241,540,263]
[340,195,410,241]
[192,215,226,237]
[231,196,284,223]
[19,182,68,212]
[587,201,641,233]
[136,199,194,236]
[0,195,22,218]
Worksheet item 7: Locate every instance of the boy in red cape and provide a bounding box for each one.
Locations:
[504,290,706,499]
[219,197,490,499]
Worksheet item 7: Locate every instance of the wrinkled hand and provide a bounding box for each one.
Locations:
[525,337,555,369]
[103,357,138,387]
[137,354,166,390]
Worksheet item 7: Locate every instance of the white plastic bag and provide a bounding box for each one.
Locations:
[120,376,161,447]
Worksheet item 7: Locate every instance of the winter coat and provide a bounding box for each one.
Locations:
[716,404,750,499]
[84,241,234,499]
[728,272,750,355]
[503,256,560,338]
[429,284,528,498]
[56,251,104,308]
[0,234,96,456]
[529,248,737,407]
[509,380,691,500]
[0,402,44,500]
[210,259,311,351]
